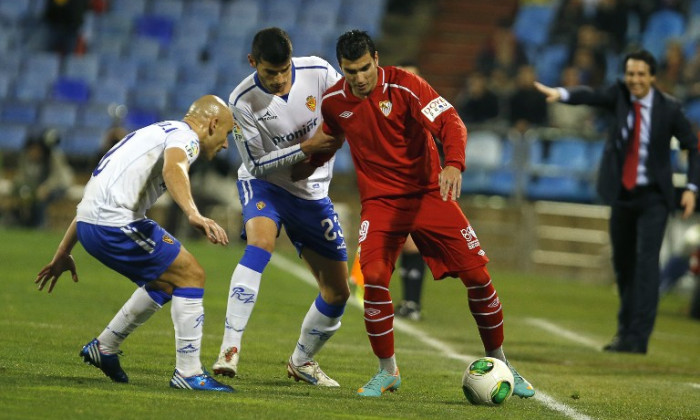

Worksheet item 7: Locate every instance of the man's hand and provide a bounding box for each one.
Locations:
[439,165,462,201]
[681,189,697,219]
[188,213,229,246]
[300,127,344,155]
[533,81,562,102]
[35,253,78,293]
[291,159,317,182]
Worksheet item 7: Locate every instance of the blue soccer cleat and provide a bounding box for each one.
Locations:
[79,338,128,383]
[170,369,235,392]
[357,368,401,397]
[508,363,535,398]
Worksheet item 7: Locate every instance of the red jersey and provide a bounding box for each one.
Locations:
[321,66,467,201]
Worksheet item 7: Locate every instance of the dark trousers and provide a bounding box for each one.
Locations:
[609,186,668,351]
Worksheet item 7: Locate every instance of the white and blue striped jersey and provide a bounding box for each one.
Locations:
[76,121,200,226]
[229,56,341,200]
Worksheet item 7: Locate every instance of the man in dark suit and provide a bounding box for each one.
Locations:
[534,49,700,354]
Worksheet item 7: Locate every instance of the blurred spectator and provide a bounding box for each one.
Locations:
[475,19,529,79]
[593,0,628,53]
[508,65,548,133]
[549,0,589,47]
[456,71,501,124]
[29,0,90,56]
[548,66,597,134]
[12,130,75,228]
[683,43,700,102]
[92,125,128,169]
[657,40,686,98]
[567,25,607,87]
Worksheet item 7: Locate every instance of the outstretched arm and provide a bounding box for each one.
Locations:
[533,81,562,102]
[163,147,229,246]
[35,217,79,293]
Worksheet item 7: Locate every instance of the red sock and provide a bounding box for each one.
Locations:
[362,260,395,359]
[460,266,504,351]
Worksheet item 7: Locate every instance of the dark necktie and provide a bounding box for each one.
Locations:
[622,101,642,190]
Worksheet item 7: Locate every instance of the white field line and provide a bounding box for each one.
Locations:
[271,253,595,420]
[524,318,602,349]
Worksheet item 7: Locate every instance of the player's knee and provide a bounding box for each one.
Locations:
[323,281,350,304]
[246,237,275,253]
[459,265,491,287]
[362,260,393,288]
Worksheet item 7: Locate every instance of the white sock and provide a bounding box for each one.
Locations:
[97,286,161,354]
[171,288,205,377]
[220,264,261,354]
[379,355,397,374]
[291,300,342,366]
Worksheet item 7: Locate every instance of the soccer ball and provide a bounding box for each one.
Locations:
[461,357,514,406]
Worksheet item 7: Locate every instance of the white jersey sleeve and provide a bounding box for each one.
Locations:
[228,56,342,200]
[76,121,199,226]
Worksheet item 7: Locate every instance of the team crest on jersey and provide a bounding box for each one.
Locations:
[379,100,392,116]
[232,119,244,142]
[421,96,452,122]
[256,201,266,210]
[184,140,199,158]
[162,234,174,244]
[305,95,317,111]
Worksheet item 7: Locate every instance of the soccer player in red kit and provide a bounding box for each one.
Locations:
[316,30,535,398]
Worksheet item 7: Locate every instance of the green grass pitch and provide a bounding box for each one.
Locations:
[1,227,699,419]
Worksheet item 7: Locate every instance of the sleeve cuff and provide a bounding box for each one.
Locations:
[556,87,569,102]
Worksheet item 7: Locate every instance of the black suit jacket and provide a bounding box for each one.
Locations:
[566,81,700,209]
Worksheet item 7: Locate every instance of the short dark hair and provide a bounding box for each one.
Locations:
[623,49,657,75]
[336,30,376,64]
[251,27,292,65]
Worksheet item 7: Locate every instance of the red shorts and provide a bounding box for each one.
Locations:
[358,190,489,279]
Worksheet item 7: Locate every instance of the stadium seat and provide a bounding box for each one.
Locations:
[184,0,222,23]
[0,50,22,75]
[288,28,329,57]
[39,102,79,130]
[179,63,219,87]
[171,81,214,112]
[129,84,169,111]
[0,123,28,152]
[259,0,299,29]
[135,14,175,46]
[0,0,31,22]
[149,0,185,19]
[14,74,50,101]
[78,104,117,129]
[60,127,105,159]
[461,169,492,195]
[339,0,387,37]
[486,169,516,196]
[63,54,100,84]
[0,73,12,99]
[23,52,61,81]
[548,138,590,173]
[465,130,503,170]
[140,59,179,87]
[685,99,700,126]
[94,13,133,38]
[512,5,556,49]
[52,77,90,103]
[109,0,146,18]
[221,0,260,34]
[90,36,126,58]
[298,0,341,38]
[526,175,593,203]
[91,78,129,106]
[124,108,159,130]
[0,102,38,124]
[100,55,140,88]
[535,44,569,86]
[123,37,162,62]
[641,10,686,60]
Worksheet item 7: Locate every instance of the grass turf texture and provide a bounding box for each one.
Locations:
[1,227,699,419]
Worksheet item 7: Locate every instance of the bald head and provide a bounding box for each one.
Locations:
[183,95,234,160]
[185,95,231,122]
